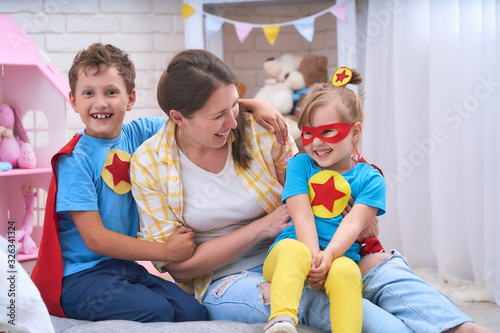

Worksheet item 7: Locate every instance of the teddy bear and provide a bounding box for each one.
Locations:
[293,54,329,114]
[0,103,37,169]
[254,54,306,115]
[14,182,38,255]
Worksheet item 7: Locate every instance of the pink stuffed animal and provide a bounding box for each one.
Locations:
[15,183,38,255]
[0,104,37,169]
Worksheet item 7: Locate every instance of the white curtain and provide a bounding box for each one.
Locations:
[358,0,500,305]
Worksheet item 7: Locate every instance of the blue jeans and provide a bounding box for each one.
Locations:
[203,250,472,332]
[61,259,207,322]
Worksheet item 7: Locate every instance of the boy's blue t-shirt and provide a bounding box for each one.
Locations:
[56,117,165,276]
[272,153,386,262]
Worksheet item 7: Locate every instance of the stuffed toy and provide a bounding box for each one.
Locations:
[15,182,37,255]
[254,54,305,115]
[236,82,247,99]
[0,103,37,169]
[294,54,329,114]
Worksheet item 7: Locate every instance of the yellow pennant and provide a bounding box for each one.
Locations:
[263,25,280,45]
[182,3,195,19]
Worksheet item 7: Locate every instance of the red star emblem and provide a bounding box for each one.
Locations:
[335,70,350,84]
[310,175,347,213]
[105,153,131,186]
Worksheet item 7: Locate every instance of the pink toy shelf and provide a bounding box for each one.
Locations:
[0,14,70,261]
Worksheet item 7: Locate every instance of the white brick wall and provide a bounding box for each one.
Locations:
[1,0,184,139]
[1,0,337,139]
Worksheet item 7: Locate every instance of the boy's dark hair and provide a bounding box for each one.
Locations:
[68,43,136,95]
[157,49,252,170]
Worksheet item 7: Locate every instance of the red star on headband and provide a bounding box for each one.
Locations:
[310,175,347,213]
[335,70,350,84]
[105,153,131,186]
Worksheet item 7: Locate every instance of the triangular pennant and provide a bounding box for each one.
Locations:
[263,25,280,45]
[205,16,224,37]
[234,23,253,43]
[330,1,348,22]
[182,2,195,19]
[294,17,315,42]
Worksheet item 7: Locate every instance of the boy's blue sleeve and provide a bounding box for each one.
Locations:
[56,153,98,213]
[126,117,166,144]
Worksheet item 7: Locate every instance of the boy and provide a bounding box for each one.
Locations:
[31,43,207,322]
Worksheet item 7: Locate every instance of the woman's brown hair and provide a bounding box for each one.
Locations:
[157,49,251,169]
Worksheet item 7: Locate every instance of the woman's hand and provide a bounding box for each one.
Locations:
[240,98,289,145]
[256,204,292,240]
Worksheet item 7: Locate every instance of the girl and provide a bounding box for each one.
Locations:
[263,67,384,333]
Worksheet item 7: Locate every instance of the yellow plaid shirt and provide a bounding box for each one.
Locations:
[130,115,298,301]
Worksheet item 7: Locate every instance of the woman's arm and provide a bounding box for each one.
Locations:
[71,211,196,262]
[166,204,291,281]
[240,98,288,145]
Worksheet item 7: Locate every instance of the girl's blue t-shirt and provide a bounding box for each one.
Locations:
[272,153,386,262]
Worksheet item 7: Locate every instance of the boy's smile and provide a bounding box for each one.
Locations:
[69,65,136,140]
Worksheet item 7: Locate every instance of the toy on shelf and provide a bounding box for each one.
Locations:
[14,182,38,255]
[254,54,306,115]
[294,54,329,114]
[0,103,37,169]
[0,161,12,171]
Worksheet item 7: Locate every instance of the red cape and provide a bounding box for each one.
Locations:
[31,134,82,318]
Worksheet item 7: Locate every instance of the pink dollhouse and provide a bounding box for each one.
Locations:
[0,14,70,260]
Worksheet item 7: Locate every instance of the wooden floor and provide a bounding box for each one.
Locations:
[457,301,500,331]
[21,259,500,331]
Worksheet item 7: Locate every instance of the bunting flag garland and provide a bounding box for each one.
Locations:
[183,1,349,45]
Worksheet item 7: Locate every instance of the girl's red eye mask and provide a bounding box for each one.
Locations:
[301,122,352,146]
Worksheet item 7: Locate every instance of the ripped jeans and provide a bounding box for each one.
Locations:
[202,250,472,333]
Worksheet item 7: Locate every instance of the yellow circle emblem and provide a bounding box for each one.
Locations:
[308,170,351,218]
[101,149,132,194]
[332,67,353,87]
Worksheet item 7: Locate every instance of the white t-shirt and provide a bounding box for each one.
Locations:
[179,149,268,280]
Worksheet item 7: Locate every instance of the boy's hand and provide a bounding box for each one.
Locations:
[165,226,196,262]
[241,98,289,144]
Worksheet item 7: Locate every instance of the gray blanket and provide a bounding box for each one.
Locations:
[51,316,323,333]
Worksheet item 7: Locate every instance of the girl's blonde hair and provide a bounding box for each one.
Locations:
[298,68,365,128]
